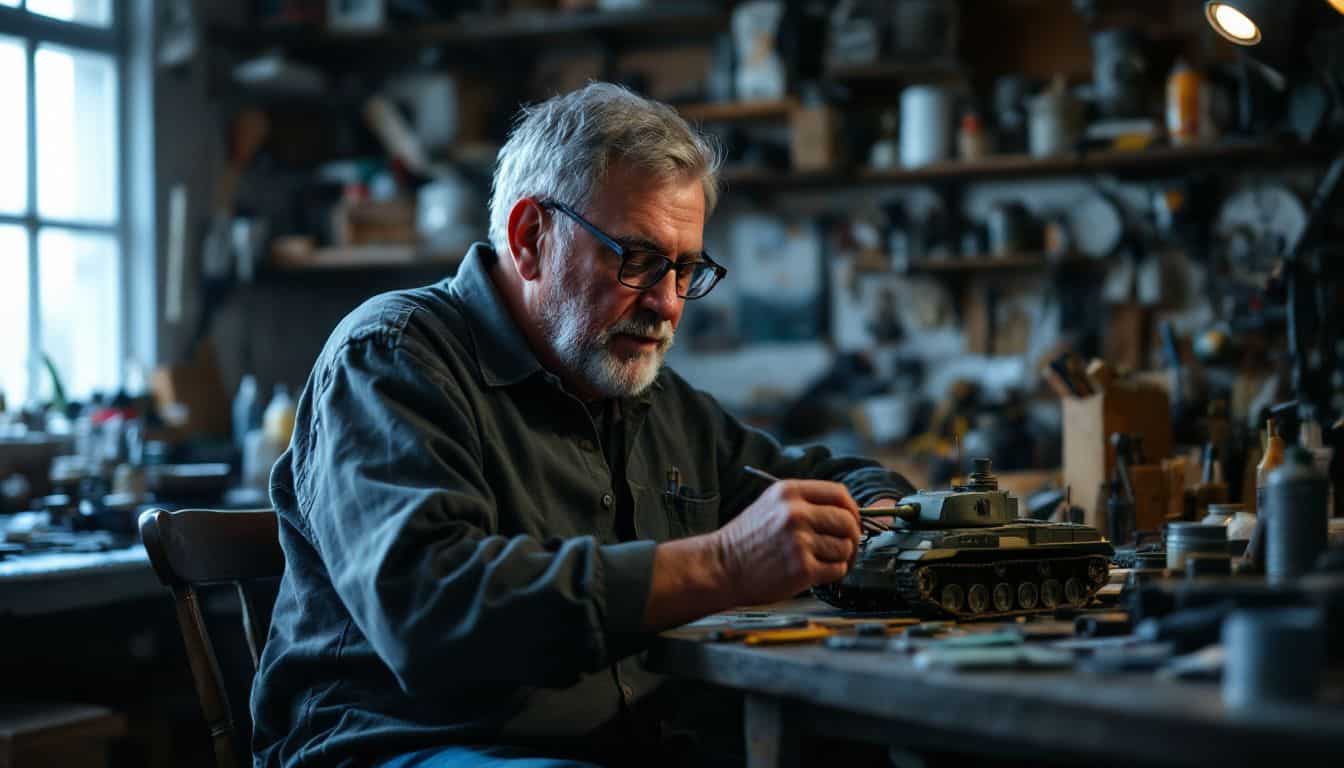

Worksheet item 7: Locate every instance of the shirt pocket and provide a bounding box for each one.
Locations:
[662,485,721,538]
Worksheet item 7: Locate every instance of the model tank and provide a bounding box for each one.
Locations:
[814,459,1114,619]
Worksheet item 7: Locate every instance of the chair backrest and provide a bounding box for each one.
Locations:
[139,508,284,768]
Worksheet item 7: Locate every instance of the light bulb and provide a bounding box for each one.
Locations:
[1206,3,1263,45]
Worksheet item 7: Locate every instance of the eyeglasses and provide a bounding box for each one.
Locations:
[540,200,727,300]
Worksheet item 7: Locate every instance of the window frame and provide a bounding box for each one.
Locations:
[0,1,152,405]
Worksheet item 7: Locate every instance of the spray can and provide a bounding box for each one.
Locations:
[1265,447,1330,583]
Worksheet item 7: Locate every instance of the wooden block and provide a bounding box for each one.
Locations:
[1062,381,1174,530]
[0,701,126,768]
[1129,464,1166,532]
[1104,304,1151,371]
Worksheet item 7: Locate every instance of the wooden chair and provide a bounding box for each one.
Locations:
[139,508,284,768]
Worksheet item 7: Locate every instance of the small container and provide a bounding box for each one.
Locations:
[1265,447,1330,584]
[1222,607,1325,709]
[1165,522,1227,571]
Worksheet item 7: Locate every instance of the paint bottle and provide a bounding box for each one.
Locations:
[1246,418,1285,568]
[1265,447,1330,583]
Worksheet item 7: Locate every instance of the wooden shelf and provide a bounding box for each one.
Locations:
[677,98,798,123]
[825,59,965,84]
[207,5,725,51]
[267,245,461,273]
[719,142,1328,191]
[907,254,1103,273]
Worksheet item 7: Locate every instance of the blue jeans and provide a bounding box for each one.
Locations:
[378,746,602,768]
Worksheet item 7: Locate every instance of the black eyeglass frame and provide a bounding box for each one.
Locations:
[539,199,727,300]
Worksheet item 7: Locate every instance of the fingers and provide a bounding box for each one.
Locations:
[805,552,849,585]
[803,504,862,542]
[808,532,855,563]
[775,479,858,513]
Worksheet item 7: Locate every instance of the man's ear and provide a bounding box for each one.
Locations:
[506,197,546,282]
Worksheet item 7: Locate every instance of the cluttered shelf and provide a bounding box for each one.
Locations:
[718,141,1329,190]
[906,253,1106,273]
[205,4,725,52]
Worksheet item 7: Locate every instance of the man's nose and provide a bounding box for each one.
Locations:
[637,266,682,319]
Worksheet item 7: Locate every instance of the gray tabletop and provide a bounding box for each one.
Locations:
[647,599,1344,766]
[0,545,159,616]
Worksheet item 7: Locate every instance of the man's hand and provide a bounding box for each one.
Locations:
[711,479,861,606]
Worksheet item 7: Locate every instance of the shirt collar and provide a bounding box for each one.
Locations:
[449,241,666,399]
[449,242,544,388]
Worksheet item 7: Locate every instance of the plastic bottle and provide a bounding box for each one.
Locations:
[263,383,296,450]
[1265,447,1330,583]
[1298,411,1334,517]
[1166,58,1204,147]
[232,374,260,451]
[1246,418,1286,568]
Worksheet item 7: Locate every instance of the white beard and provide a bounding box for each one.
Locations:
[539,268,674,399]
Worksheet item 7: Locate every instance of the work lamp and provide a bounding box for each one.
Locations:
[1205,1,1344,45]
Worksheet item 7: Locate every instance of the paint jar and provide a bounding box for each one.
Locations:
[1265,447,1330,584]
[1165,522,1226,572]
[1222,607,1325,709]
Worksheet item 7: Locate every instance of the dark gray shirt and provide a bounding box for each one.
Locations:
[250,243,913,767]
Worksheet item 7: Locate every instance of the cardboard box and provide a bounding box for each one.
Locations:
[1062,380,1173,532]
[790,106,841,172]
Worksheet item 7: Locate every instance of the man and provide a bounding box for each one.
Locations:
[252,83,913,768]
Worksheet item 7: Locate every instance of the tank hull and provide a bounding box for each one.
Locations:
[815,521,1114,619]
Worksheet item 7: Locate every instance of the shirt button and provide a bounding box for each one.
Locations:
[601,492,614,509]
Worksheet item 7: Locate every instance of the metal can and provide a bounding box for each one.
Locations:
[1222,607,1325,709]
[1165,522,1226,572]
[1265,447,1329,584]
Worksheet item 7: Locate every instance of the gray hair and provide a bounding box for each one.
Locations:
[488,82,722,258]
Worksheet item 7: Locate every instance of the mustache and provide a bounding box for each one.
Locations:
[606,314,673,343]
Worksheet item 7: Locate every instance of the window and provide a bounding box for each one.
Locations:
[0,1,135,407]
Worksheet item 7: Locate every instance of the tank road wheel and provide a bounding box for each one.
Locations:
[940,584,965,613]
[1041,579,1063,609]
[992,583,1014,612]
[1089,558,1107,584]
[916,568,938,598]
[1017,582,1039,610]
[967,584,990,614]
[1065,577,1087,606]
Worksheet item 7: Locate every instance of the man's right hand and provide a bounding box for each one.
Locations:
[711,479,862,606]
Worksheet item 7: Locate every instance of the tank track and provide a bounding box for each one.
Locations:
[814,555,1111,620]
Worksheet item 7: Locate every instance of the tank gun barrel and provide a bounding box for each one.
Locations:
[858,504,919,520]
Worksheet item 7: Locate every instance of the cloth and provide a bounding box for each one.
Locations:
[250,243,914,767]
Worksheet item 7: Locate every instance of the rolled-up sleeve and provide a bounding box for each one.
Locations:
[291,329,655,699]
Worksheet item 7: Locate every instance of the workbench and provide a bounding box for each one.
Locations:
[0,545,157,616]
[647,598,1344,767]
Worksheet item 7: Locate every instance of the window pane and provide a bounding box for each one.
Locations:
[0,37,24,215]
[36,44,117,223]
[26,0,112,27]
[39,229,119,400]
[0,226,29,407]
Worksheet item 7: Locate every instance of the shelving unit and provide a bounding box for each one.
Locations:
[677,98,798,123]
[206,5,726,54]
[906,254,1103,273]
[718,142,1328,191]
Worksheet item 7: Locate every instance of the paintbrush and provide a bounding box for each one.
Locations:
[742,466,917,520]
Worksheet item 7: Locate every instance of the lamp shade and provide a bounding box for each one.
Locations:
[1204,0,1299,46]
